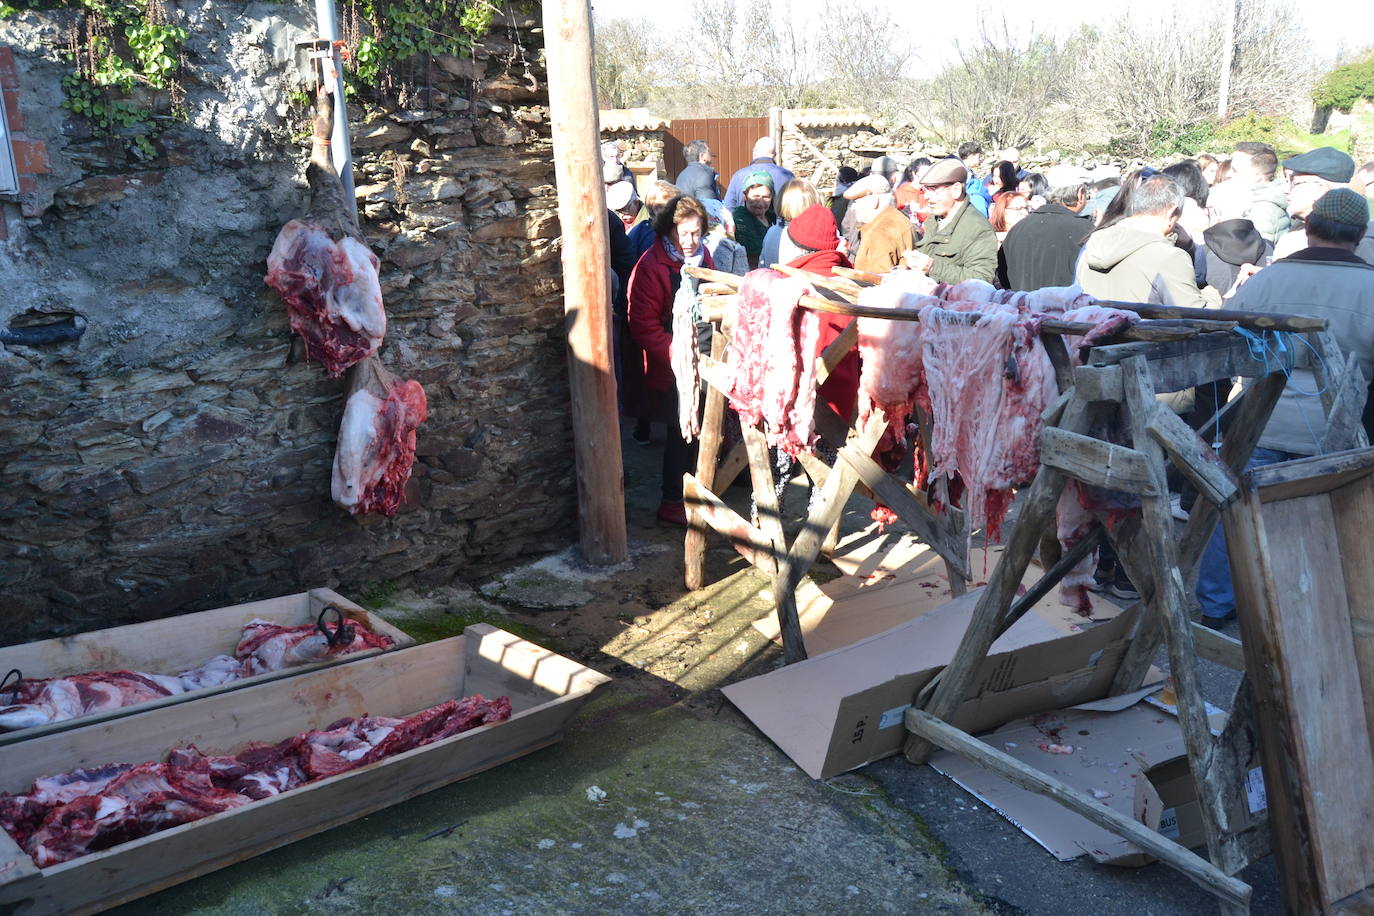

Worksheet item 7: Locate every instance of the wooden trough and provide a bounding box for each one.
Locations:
[0,624,611,915]
[0,588,414,746]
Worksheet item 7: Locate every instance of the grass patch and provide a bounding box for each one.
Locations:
[355,579,399,610]
[395,607,560,651]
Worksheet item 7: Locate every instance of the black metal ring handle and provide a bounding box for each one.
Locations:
[316,605,355,648]
[0,669,23,700]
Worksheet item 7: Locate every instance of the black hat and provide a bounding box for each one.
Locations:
[1203,219,1267,267]
[1281,146,1356,183]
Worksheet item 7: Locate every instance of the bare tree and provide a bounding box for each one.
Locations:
[592,16,665,110]
[914,18,1076,149]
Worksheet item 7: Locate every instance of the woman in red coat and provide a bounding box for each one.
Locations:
[781,204,860,424]
[628,195,714,525]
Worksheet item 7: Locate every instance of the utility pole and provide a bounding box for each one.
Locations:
[543,0,630,566]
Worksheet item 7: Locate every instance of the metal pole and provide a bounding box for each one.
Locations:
[314,0,357,223]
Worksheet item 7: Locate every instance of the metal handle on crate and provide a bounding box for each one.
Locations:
[316,605,356,648]
[0,668,23,700]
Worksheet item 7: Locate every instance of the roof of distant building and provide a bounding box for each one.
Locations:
[784,109,873,129]
[599,108,671,132]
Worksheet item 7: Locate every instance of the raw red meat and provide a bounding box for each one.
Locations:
[265,221,386,376]
[0,695,512,866]
[0,671,184,732]
[265,86,385,378]
[234,616,394,676]
[332,359,428,516]
[724,271,821,455]
[0,617,395,732]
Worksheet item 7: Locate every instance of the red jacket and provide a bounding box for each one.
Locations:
[787,248,861,422]
[628,239,714,393]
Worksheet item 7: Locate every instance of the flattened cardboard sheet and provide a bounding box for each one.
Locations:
[723,588,1145,779]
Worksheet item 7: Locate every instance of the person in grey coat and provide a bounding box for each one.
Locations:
[675,139,720,203]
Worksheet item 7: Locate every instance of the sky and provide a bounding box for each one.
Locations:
[588,0,1374,76]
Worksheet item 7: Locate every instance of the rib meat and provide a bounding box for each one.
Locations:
[0,695,512,866]
[234,617,393,675]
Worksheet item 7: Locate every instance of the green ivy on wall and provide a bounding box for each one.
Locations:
[0,0,187,160]
[344,0,498,92]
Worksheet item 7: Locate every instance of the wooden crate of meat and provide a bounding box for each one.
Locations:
[0,624,611,915]
[0,588,413,745]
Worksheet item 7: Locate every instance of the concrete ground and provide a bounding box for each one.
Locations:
[115,424,1283,915]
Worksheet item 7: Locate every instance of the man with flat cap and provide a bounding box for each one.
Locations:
[1196,187,1374,628]
[902,159,998,284]
[1272,146,1374,262]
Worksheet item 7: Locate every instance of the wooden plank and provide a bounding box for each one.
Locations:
[904,395,1091,763]
[1120,356,1235,876]
[1191,623,1245,670]
[1145,404,1239,507]
[814,403,969,578]
[545,0,627,564]
[1331,473,1374,821]
[716,442,749,492]
[905,708,1252,910]
[995,527,1102,638]
[682,474,777,577]
[1094,299,1328,332]
[0,629,610,915]
[1226,485,1374,909]
[1321,353,1371,454]
[685,332,729,590]
[771,416,890,664]
[0,590,413,747]
[1039,427,1158,496]
[1109,372,1287,694]
[1085,335,1272,395]
[1251,447,1374,503]
[1042,332,1074,392]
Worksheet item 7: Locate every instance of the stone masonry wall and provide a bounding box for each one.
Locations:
[0,4,572,644]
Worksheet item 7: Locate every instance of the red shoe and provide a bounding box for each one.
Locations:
[656,500,688,526]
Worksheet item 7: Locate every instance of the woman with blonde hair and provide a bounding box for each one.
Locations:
[628,180,683,260]
[760,178,821,269]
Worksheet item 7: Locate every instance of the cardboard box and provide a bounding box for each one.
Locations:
[928,699,1268,867]
[722,587,1146,779]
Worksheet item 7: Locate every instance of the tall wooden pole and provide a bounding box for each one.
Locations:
[543,0,629,565]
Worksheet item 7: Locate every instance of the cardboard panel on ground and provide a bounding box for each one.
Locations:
[0,588,414,745]
[928,699,1266,867]
[724,587,1149,780]
[754,536,1120,655]
[0,625,610,915]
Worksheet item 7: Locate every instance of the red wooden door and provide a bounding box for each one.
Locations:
[664,117,770,189]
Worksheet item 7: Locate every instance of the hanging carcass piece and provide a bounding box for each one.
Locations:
[265,86,385,377]
[332,356,429,516]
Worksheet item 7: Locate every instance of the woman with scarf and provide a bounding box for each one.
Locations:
[783,205,860,424]
[628,195,715,526]
[731,171,776,268]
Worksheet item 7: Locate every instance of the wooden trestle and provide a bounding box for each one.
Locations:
[681,262,1368,913]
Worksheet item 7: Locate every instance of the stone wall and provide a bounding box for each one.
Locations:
[607,128,665,179]
[0,4,573,643]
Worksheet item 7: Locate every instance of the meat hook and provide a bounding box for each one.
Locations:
[0,668,23,700]
[316,605,355,648]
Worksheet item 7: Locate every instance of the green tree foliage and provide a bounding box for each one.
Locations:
[1312,55,1374,113]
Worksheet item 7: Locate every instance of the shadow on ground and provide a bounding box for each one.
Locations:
[114,421,1283,915]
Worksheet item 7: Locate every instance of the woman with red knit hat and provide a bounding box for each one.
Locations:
[783,205,861,424]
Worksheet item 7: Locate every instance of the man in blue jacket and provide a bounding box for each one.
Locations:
[675,139,720,202]
[723,137,795,210]
[957,141,991,217]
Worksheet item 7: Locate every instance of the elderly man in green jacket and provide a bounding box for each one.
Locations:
[903,159,998,284]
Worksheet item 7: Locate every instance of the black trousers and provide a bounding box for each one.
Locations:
[657,387,697,503]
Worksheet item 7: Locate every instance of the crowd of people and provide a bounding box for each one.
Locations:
[599,134,1374,604]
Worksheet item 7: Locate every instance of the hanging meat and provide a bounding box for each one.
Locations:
[265,86,385,377]
[331,357,429,516]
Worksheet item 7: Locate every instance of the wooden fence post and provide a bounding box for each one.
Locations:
[543,0,628,565]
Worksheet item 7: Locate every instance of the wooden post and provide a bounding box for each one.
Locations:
[543,0,628,565]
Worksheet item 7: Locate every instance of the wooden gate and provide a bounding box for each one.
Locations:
[663,117,769,190]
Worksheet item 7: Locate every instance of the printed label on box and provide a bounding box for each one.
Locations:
[1246,767,1268,814]
[1158,807,1181,840]
[879,705,911,729]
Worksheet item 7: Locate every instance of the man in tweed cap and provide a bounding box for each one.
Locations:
[1195,187,1374,628]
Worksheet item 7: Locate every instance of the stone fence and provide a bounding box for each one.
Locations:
[0,5,572,643]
